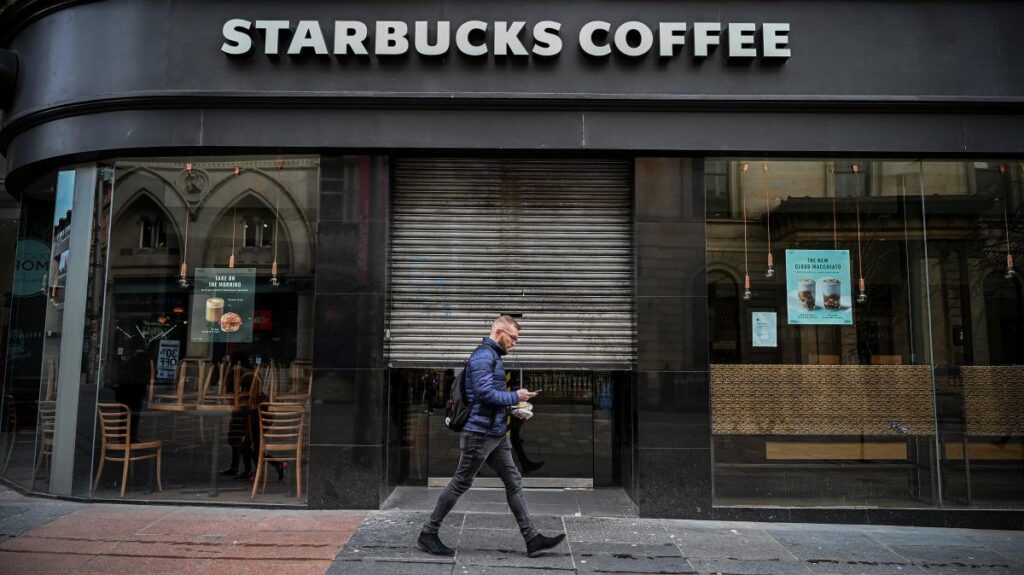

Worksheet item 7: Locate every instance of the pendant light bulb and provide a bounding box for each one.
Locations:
[1007,255,1017,279]
[178,262,190,288]
[765,253,775,279]
[269,260,280,287]
[743,274,752,301]
[857,277,868,304]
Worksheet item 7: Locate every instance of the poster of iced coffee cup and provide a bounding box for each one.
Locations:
[189,268,256,342]
[785,250,853,325]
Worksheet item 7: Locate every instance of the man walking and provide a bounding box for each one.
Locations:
[417,315,567,557]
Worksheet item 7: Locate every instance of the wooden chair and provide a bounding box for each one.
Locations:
[44,360,58,401]
[94,403,163,497]
[871,355,904,365]
[33,400,57,478]
[196,359,242,412]
[237,367,265,409]
[271,361,313,403]
[148,359,205,411]
[251,402,305,499]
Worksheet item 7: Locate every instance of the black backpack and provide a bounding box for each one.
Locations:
[444,346,484,432]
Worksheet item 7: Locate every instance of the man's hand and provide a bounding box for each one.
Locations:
[516,388,538,402]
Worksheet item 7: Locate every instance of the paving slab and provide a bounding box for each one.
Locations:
[964,529,1024,555]
[0,486,364,575]
[564,517,668,544]
[460,527,534,551]
[687,557,816,575]
[463,512,565,532]
[766,529,925,574]
[450,567,574,574]
[327,558,455,574]
[885,544,1019,575]
[572,542,694,574]
[863,526,981,548]
[667,523,797,561]
[456,547,576,570]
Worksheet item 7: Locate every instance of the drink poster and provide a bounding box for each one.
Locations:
[752,311,778,347]
[785,250,853,325]
[189,268,256,342]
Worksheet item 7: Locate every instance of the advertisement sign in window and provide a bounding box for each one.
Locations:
[785,249,853,325]
[156,339,180,380]
[752,311,778,347]
[189,268,256,342]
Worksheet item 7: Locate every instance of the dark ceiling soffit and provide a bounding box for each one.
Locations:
[4,94,1024,154]
[0,0,96,47]
[0,49,16,109]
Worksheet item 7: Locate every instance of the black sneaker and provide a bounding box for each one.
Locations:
[417,531,455,556]
[526,532,566,557]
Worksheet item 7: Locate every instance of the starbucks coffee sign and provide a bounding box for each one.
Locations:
[222,19,790,60]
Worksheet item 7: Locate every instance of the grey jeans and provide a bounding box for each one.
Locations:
[423,431,539,541]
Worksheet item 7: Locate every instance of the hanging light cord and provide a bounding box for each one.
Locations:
[829,163,838,249]
[763,163,771,252]
[273,189,280,261]
[230,206,237,267]
[270,160,284,286]
[181,210,189,270]
[854,166,865,292]
[742,165,750,274]
[1001,164,1015,277]
[741,163,751,298]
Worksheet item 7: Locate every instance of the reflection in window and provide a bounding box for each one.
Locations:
[707,159,1024,509]
[706,160,730,219]
[95,157,319,504]
[139,217,168,249]
[708,159,936,507]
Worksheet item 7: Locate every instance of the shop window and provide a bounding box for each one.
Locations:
[707,158,1024,510]
[921,161,1024,508]
[707,159,936,508]
[91,156,318,504]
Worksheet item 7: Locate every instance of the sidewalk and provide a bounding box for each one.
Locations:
[2,484,1022,575]
[0,484,363,574]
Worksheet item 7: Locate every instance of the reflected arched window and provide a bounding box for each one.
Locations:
[708,270,741,364]
[139,216,168,249]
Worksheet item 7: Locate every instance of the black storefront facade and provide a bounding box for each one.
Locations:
[0,0,1022,529]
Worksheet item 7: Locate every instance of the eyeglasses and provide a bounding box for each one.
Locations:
[500,329,519,343]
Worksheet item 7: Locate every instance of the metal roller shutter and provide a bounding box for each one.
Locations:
[389,158,635,369]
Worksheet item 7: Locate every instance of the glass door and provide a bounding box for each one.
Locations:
[398,367,627,488]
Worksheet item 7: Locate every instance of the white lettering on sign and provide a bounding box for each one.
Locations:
[415,20,450,56]
[157,339,180,381]
[221,19,791,61]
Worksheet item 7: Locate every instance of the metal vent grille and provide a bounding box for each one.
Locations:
[389,158,635,368]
